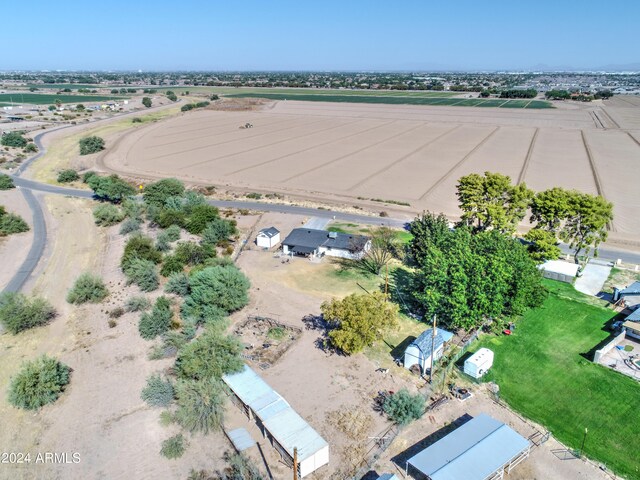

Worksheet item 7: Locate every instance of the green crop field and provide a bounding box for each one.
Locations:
[0,93,127,106]
[25,84,105,90]
[158,86,456,98]
[223,91,553,109]
[472,280,639,479]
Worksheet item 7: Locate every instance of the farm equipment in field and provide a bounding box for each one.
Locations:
[239,122,253,129]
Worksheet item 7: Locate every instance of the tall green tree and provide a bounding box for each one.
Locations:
[143,178,185,207]
[524,228,561,262]
[561,192,613,261]
[87,174,135,203]
[456,172,533,234]
[408,212,451,265]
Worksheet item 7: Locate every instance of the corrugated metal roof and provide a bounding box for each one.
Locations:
[223,365,328,462]
[626,308,640,322]
[407,414,530,480]
[227,428,256,452]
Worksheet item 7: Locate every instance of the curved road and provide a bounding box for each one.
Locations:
[4,114,640,294]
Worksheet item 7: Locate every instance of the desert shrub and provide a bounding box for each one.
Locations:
[66,273,109,304]
[165,272,190,296]
[1,132,27,148]
[108,319,117,328]
[109,306,125,318]
[201,218,237,246]
[125,295,151,312]
[0,212,29,235]
[155,208,186,229]
[246,192,262,199]
[79,135,105,155]
[141,373,174,407]
[139,296,172,339]
[155,234,170,252]
[160,434,186,459]
[82,171,97,183]
[0,174,15,190]
[175,241,215,266]
[182,265,250,323]
[57,169,79,183]
[149,330,189,359]
[383,389,425,426]
[0,292,56,334]
[24,143,38,153]
[93,203,124,226]
[222,451,265,480]
[174,377,226,434]
[87,174,136,203]
[8,355,70,410]
[142,97,152,108]
[185,204,220,234]
[121,234,162,270]
[165,224,182,241]
[143,178,185,207]
[160,254,186,276]
[123,258,159,292]
[121,198,145,221]
[176,329,243,381]
[119,218,141,235]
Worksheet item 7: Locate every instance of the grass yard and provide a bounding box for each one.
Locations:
[0,93,126,106]
[224,92,553,109]
[474,280,639,479]
[328,221,413,244]
[363,312,426,371]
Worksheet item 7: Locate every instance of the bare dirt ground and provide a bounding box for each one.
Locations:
[102,99,640,242]
[0,189,33,290]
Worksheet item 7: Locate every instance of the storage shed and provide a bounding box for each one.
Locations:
[405,413,530,480]
[222,365,329,478]
[538,260,579,284]
[464,348,494,379]
[403,328,453,374]
[256,227,280,249]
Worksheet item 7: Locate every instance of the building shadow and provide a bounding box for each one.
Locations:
[390,336,417,361]
[391,413,473,470]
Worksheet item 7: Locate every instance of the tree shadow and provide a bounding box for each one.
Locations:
[390,267,421,317]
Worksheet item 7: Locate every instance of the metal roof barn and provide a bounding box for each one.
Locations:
[406,413,530,480]
[223,365,329,478]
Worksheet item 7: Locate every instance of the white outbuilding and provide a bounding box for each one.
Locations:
[464,348,494,379]
[538,260,579,284]
[256,227,280,249]
[403,328,454,374]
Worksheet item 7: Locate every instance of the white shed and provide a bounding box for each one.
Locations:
[538,260,579,284]
[464,348,494,379]
[403,328,453,373]
[256,227,280,249]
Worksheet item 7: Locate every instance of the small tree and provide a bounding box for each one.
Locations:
[66,273,109,304]
[383,389,425,425]
[356,227,400,274]
[141,373,174,407]
[524,228,561,262]
[201,218,237,246]
[185,204,220,234]
[321,292,399,354]
[1,132,27,148]
[174,377,226,434]
[8,355,70,410]
[143,178,185,206]
[123,258,159,292]
[142,97,152,108]
[79,136,105,155]
[121,234,162,269]
[87,174,135,203]
[0,174,15,190]
[176,329,243,381]
[139,296,172,339]
[0,292,56,334]
[57,169,80,183]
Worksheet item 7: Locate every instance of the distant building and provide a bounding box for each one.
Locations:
[403,327,453,374]
[281,228,370,260]
[256,227,280,249]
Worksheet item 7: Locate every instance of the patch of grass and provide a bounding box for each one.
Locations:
[160,434,186,459]
[267,326,286,341]
[473,280,640,479]
[543,279,610,308]
[363,312,425,370]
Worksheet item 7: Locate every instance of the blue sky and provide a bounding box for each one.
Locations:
[3,0,638,71]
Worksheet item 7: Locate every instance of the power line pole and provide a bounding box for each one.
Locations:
[293,447,298,480]
[429,315,437,384]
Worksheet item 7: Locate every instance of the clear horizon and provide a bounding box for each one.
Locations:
[2,0,638,71]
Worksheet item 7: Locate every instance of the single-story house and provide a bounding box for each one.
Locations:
[256,227,280,249]
[404,327,453,374]
[622,308,640,340]
[538,260,579,284]
[281,228,371,260]
[614,281,640,309]
[405,413,531,480]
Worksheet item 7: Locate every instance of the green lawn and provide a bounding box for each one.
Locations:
[0,93,126,106]
[224,92,553,109]
[474,280,639,478]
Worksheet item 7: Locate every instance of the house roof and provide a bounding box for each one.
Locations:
[222,365,328,462]
[282,228,369,253]
[410,327,454,358]
[623,320,640,333]
[407,413,530,480]
[619,281,640,296]
[258,227,280,238]
[624,308,640,322]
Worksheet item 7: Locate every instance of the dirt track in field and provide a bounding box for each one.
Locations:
[102,99,640,240]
